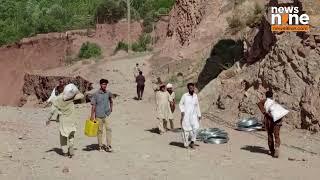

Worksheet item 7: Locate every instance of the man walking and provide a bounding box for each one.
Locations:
[156,84,172,134]
[136,71,145,100]
[133,63,141,79]
[166,83,175,130]
[258,90,283,158]
[47,84,84,158]
[90,79,113,152]
[179,83,201,149]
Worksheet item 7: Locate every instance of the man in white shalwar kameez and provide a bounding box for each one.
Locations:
[179,83,201,149]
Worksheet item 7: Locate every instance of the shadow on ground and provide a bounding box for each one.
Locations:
[171,128,183,133]
[241,145,270,155]
[82,144,99,151]
[46,148,63,156]
[145,128,160,134]
[46,148,78,155]
[169,142,185,148]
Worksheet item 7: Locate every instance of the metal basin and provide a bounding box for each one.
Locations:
[237,117,259,127]
[204,137,229,144]
[236,125,263,132]
[197,128,229,143]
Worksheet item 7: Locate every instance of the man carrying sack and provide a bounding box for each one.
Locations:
[258,90,289,158]
[47,83,84,158]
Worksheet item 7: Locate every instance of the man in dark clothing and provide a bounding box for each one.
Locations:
[257,90,282,158]
[136,71,145,100]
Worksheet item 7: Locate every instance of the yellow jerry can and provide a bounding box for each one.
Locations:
[84,119,99,137]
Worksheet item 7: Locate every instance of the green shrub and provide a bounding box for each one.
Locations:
[95,0,126,24]
[78,42,102,59]
[115,41,129,53]
[143,16,154,33]
[132,34,152,52]
[132,0,175,32]
[156,7,169,16]
[143,24,154,33]
[114,34,152,53]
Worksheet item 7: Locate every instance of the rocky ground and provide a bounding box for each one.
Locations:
[1,55,320,180]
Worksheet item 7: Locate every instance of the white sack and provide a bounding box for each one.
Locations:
[264,98,289,122]
[63,83,79,101]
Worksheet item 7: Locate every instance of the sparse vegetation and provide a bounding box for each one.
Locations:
[132,34,152,52]
[245,3,264,27]
[0,0,175,46]
[227,1,265,33]
[115,33,152,53]
[115,41,129,53]
[0,0,104,45]
[227,15,245,34]
[78,42,102,59]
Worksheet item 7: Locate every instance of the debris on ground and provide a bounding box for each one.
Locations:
[62,167,69,173]
[288,157,307,162]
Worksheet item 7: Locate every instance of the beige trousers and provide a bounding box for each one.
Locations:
[97,118,112,147]
[158,118,174,133]
[60,131,75,155]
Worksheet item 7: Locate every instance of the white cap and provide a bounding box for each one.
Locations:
[166,83,173,88]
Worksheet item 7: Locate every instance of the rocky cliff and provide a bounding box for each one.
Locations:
[199,0,320,132]
[154,0,228,60]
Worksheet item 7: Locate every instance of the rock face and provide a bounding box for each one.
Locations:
[199,5,320,132]
[154,0,227,60]
[245,17,276,64]
[0,36,70,106]
[21,74,93,106]
[167,0,207,46]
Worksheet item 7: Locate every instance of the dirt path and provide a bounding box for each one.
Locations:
[1,55,320,180]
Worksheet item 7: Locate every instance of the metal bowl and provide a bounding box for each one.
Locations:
[197,128,228,141]
[237,117,259,127]
[235,125,263,132]
[204,137,229,144]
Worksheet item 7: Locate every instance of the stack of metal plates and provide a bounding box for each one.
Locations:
[236,117,263,132]
[197,128,229,144]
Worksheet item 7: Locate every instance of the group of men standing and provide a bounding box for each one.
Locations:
[155,83,175,134]
[46,62,283,158]
[154,81,202,149]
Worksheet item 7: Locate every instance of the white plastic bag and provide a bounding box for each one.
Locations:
[47,88,57,103]
[264,98,289,122]
[63,83,79,101]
